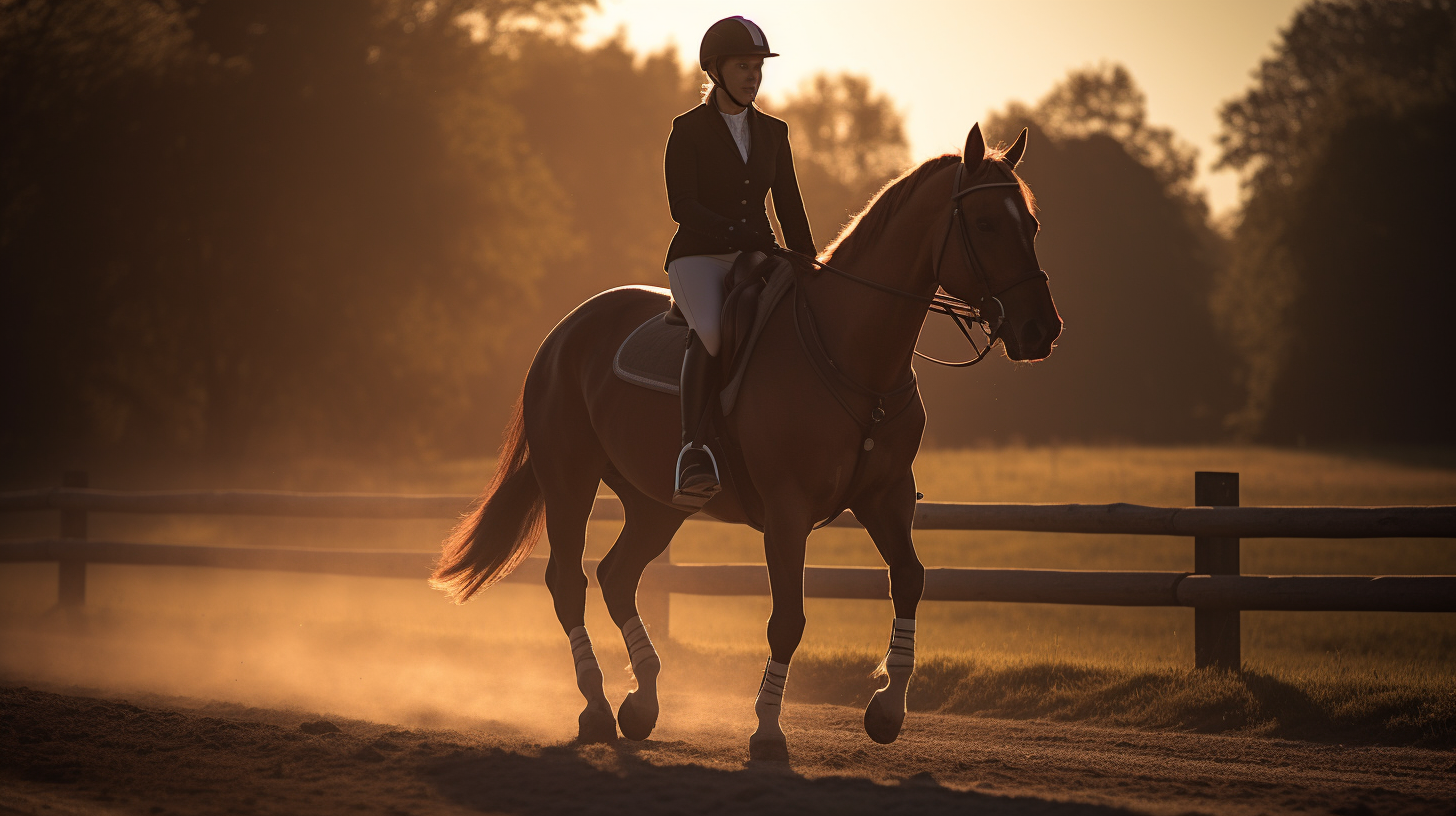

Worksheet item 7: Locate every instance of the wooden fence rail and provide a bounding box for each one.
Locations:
[3,471,1454,672]
[4,486,1455,538]
[2,540,1450,614]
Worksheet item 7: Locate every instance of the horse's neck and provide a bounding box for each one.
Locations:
[806,181,946,393]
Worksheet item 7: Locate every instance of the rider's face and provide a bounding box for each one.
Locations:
[716,56,763,104]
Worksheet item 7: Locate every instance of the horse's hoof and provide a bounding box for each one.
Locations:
[748,732,789,762]
[863,692,905,745]
[576,704,617,744]
[616,691,658,741]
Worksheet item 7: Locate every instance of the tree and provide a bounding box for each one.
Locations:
[492,66,911,399]
[766,72,910,250]
[508,33,698,294]
[1034,64,1203,212]
[0,0,582,466]
[916,64,1235,446]
[1214,0,1456,443]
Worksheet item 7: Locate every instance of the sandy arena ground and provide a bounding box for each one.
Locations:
[2,685,1453,816]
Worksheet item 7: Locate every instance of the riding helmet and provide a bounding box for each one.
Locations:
[698,16,778,71]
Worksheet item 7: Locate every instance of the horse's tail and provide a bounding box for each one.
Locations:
[430,390,545,603]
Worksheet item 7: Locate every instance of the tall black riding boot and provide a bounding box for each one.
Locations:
[673,331,721,509]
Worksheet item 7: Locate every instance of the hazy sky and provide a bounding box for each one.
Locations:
[578,0,1305,215]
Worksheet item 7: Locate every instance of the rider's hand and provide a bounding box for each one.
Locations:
[742,228,779,254]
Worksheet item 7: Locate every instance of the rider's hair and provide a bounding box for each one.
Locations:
[700,58,721,104]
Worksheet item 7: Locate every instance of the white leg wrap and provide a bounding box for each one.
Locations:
[620,615,660,681]
[876,618,916,695]
[568,626,603,697]
[754,659,790,731]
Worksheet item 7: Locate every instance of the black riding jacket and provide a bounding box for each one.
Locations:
[663,97,815,269]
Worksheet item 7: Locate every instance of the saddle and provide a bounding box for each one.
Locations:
[613,251,912,532]
[613,251,794,413]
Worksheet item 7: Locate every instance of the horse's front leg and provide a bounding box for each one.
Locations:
[750,507,813,762]
[852,472,925,744]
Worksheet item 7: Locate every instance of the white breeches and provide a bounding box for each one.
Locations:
[667,252,739,357]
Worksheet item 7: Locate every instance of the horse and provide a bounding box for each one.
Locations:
[431,123,1062,761]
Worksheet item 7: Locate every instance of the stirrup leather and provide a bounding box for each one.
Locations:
[673,443,721,507]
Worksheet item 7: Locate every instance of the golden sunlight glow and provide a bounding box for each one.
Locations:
[579,0,1304,215]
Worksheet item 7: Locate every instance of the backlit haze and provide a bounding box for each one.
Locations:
[579,0,1305,216]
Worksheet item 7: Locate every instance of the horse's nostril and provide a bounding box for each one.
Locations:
[1021,319,1045,351]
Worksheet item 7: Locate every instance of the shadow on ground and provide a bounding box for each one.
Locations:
[427,740,1137,816]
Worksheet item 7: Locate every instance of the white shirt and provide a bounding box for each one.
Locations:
[720,107,751,163]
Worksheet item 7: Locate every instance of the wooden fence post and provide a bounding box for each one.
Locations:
[58,470,88,608]
[638,542,671,642]
[1194,471,1240,671]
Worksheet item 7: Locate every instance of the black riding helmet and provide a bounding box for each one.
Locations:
[699,16,778,108]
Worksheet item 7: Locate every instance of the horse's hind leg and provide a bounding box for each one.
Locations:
[534,431,615,743]
[596,475,689,741]
[851,473,925,744]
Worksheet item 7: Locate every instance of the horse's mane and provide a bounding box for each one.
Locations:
[821,145,1037,261]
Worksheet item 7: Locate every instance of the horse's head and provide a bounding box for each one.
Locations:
[934,123,1062,362]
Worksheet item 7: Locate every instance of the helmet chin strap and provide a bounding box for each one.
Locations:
[710,67,752,111]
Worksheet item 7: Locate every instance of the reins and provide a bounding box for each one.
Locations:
[773,244,1005,367]
[789,283,917,531]
[744,159,1050,529]
[770,162,1048,368]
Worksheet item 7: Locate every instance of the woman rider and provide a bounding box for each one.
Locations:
[665,15,815,508]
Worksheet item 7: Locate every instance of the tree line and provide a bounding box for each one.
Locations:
[1,0,1448,473]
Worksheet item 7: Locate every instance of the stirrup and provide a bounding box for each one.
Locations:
[672,444,721,509]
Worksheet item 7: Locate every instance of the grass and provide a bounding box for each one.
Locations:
[661,641,1456,748]
[1,445,1453,745]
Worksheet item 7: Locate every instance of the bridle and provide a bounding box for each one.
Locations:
[774,160,1049,367]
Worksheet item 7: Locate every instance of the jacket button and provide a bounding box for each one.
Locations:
[744,179,750,184]
[728,226,734,231]
[741,200,747,204]
[741,218,746,222]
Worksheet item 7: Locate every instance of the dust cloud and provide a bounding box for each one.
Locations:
[0,564,763,743]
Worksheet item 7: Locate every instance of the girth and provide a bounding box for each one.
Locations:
[791,284,919,529]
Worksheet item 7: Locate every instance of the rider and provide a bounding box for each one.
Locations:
[665,15,815,508]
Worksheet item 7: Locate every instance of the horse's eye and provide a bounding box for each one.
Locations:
[975,218,996,233]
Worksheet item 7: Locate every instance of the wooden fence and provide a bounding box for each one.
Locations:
[2,471,1454,672]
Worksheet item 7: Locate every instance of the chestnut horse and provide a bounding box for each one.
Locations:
[432,124,1061,760]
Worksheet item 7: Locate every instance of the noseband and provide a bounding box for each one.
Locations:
[919,162,1049,366]
[774,161,1048,367]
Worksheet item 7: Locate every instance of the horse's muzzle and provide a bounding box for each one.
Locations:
[1004,316,1060,361]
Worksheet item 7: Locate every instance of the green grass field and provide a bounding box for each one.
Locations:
[2,446,1453,744]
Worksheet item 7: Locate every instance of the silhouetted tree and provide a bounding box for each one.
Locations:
[0,0,581,467]
[766,72,911,246]
[493,66,911,394]
[507,34,697,298]
[1214,0,1456,443]
[917,64,1235,446]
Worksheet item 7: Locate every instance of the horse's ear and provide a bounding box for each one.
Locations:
[963,123,986,165]
[1005,127,1029,168]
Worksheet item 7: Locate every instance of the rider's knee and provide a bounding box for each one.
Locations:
[697,325,722,357]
